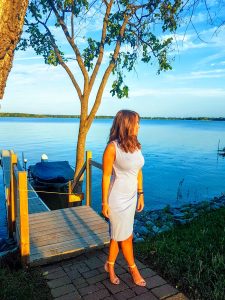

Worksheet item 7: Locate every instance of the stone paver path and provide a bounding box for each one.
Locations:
[41,247,188,300]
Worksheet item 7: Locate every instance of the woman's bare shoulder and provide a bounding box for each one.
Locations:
[105,141,116,153]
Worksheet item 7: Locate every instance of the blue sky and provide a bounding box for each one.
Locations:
[1,2,225,117]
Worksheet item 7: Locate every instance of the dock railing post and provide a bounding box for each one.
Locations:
[86,151,92,207]
[8,151,17,237]
[18,170,30,266]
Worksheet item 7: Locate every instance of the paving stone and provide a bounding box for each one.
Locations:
[85,257,104,269]
[102,247,109,255]
[102,279,129,294]
[98,266,106,274]
[60,260,73,267]
[62,264,80,274]
[41,264,62,274]
[65,269,82,280]
[78,282,105,296]
[165,292,189,300]
[104,296,116,299]
[130,291,158,300]
[116,252,124,260]
[131,285,149,295]
[96,251,108,262]
[145,275,167,289]
[73,281,89,289]
[83,288,110,300]
[86,272,108,284]
[82,268,99,279]
[114,289,136,299]
[44,269,67,280]
[47,276,72,289]
[72,277,88,288]
[72,254,87,262]
[75,262,90,273]
[51,284,76,298]
[135,260,147,270]
[116,258,127,267]
[55,291,82,300]
[119,272,136,288]
[140,268,157,278]
[152,284,179,299]
[114,265,127,275]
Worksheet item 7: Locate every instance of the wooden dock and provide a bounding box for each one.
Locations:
[29,206,109,266]
[1,150,110,266]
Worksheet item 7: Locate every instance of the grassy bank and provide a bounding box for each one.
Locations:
[135,207,225,300]
[0,252,51,300]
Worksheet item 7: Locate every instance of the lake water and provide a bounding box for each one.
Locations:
[1,117,225,238]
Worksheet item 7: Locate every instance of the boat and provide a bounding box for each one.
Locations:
[28,154,83,210]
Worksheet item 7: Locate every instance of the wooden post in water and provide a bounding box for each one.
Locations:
[18,170,30,266]
[86,151,92,206]
[8,151,17,236]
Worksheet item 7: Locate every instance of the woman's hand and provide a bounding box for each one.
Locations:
[102,203,110,218]
[136,194,144,212]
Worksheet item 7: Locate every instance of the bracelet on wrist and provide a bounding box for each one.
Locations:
[137,191,144,195]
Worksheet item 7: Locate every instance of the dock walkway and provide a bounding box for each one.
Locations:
[29,206,109,266]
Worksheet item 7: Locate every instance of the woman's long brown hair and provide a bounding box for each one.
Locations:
[108,110,141,153]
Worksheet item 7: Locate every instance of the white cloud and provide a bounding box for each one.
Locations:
[164,25,225,53]
[165,68,225,81]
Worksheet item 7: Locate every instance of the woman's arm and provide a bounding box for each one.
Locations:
[102,143,115,218]
[136,169,144,212]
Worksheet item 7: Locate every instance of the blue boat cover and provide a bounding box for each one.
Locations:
[29,161,74,183]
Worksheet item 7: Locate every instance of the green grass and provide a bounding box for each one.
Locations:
[0,252,51,300]
[135,207,225,300]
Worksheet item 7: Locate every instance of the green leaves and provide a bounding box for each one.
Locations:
[18,0,182,99]
[110,72,129,99]
[82,38,100,71]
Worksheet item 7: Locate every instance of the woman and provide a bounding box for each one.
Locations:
[102,109,146,286]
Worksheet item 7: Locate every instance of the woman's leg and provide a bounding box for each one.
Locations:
[106,239,120,284]
[120,234,146,286]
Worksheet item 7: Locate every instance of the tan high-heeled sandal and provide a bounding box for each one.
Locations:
[129,264,146,287]
[104,261,120,285]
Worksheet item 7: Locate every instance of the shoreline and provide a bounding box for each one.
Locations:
[133,193,225,242]
[0,113,225,121]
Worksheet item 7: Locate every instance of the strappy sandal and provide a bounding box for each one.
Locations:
[104,261,120,285]
[129,264,146,287]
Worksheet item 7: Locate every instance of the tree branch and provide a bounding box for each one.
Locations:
[47,0,89,89]
[36,17,83,101]
[71,2,74,39]
[88,0,114,96]
[87,13,130,128]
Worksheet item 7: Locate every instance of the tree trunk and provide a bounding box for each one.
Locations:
[74,120,88,179]
[0,0,28,99]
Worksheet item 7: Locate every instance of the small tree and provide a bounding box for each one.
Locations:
[18,0,182,180]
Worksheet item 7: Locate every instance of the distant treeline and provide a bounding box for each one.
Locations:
[0,113,225,121]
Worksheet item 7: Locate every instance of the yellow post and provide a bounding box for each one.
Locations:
[9,152,17,236]
[68,181,84,207]
[86,151,92,206]
[18,170,30,266]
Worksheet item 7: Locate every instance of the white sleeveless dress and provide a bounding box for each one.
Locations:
[108,140,144,241]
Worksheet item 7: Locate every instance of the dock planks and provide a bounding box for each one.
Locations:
[1,150,110,267]
[29,206,110,266]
